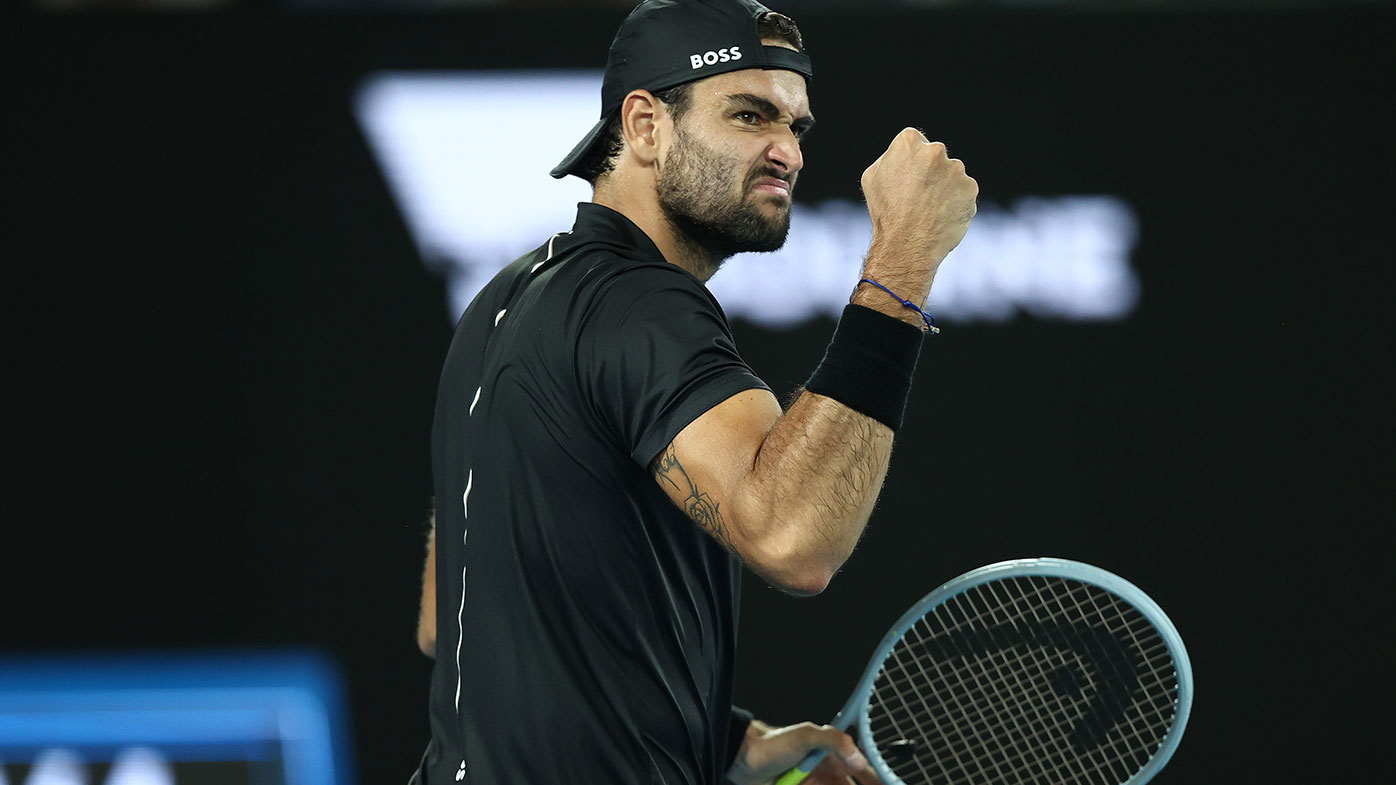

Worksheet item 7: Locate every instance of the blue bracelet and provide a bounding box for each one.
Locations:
[858,278,939,334]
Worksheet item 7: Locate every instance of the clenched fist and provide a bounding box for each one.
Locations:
[855,128,979,319]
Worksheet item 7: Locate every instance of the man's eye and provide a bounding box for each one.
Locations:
[735,111,761,125]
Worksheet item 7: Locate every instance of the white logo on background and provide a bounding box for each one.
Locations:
[690,46,742,69]
[354,71,1141,327]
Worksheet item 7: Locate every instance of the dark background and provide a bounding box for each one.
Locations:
[6,3,1393,783]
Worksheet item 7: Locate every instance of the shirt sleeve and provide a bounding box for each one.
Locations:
[577,264,770,468]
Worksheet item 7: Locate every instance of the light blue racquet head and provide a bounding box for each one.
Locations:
[790,557,1192,785]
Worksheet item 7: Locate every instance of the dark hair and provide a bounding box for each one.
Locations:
[757,11,804,52]
[578,11,806,185]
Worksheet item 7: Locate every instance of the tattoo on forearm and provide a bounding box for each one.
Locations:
[651,445,736,552]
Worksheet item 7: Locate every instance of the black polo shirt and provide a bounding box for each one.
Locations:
[422,203,769,785]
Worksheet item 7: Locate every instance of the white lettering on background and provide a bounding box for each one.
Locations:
[355,71,1140,327]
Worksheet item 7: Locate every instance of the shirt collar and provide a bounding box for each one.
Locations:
[561,202,667,263]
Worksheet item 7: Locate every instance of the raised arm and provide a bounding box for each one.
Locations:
[652,128,977,595]
[652,385,888,595]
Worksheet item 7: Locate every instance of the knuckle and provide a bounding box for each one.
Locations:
[897,127,928,147]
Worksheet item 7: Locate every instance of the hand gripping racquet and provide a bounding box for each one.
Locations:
[775,558,1192,785]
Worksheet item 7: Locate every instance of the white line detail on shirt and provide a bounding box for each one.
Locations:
[532,231,569,273]
[454,564,467,711]
[455,467,473,712]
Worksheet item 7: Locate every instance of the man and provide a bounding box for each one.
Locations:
[412,1,978,783]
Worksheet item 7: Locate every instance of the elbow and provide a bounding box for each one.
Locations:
[745,538,839,597]
[730,497,859,596]
[774,568,834,597]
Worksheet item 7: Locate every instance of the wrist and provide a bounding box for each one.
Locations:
[726,719,772,785]
[850,283,928,329]
[860,237,941,310]
[805,304,925,431]
[852,278,939,334]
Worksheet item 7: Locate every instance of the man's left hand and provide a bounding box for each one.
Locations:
[727,719,885,785]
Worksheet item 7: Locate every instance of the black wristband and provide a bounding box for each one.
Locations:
[724,706,755,771]
[805,304,924,430]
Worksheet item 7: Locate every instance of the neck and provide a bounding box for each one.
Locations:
[592,174,722,283]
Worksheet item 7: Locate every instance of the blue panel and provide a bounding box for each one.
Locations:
[0,650,355,785]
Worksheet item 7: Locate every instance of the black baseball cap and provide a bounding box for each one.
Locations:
[550,0,813,180]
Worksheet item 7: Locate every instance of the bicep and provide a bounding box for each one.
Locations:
[648,388,783,555]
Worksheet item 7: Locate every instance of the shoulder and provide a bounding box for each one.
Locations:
[458,241,552,326]
[577,269,730,347]
[571,254,725,321]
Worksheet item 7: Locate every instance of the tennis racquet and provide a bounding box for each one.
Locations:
[775,558,1192,785]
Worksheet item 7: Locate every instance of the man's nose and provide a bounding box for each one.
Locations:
[766,127,804,176]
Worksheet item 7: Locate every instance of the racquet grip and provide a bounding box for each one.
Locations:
[774,749,827,785]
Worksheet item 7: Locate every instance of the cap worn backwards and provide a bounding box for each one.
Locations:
[550,0,813,180]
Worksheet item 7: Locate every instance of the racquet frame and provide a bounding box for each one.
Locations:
[775,557,1193,785]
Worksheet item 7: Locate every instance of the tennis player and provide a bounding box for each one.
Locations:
[411,1,977,783]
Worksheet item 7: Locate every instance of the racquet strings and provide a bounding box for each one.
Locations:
[867,575,1181,785]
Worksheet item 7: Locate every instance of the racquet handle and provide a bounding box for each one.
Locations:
[774,749,827,785]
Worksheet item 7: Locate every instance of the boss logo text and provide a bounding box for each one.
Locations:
[690,46,743,69]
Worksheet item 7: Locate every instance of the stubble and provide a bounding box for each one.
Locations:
[656,126,793,275]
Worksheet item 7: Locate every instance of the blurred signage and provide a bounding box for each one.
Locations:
[355,72,1139,326]
[0,652,352,785]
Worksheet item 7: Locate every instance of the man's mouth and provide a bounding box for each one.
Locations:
[751,176,792,200]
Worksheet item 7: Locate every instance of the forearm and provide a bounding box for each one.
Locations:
[731,227,949,581]
[734,389,894,595]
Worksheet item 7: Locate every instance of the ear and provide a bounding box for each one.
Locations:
[619,89,666,167]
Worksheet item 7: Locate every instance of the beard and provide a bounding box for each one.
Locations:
[656,126,792,265]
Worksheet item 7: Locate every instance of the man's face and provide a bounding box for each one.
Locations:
[655,65,813,262]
